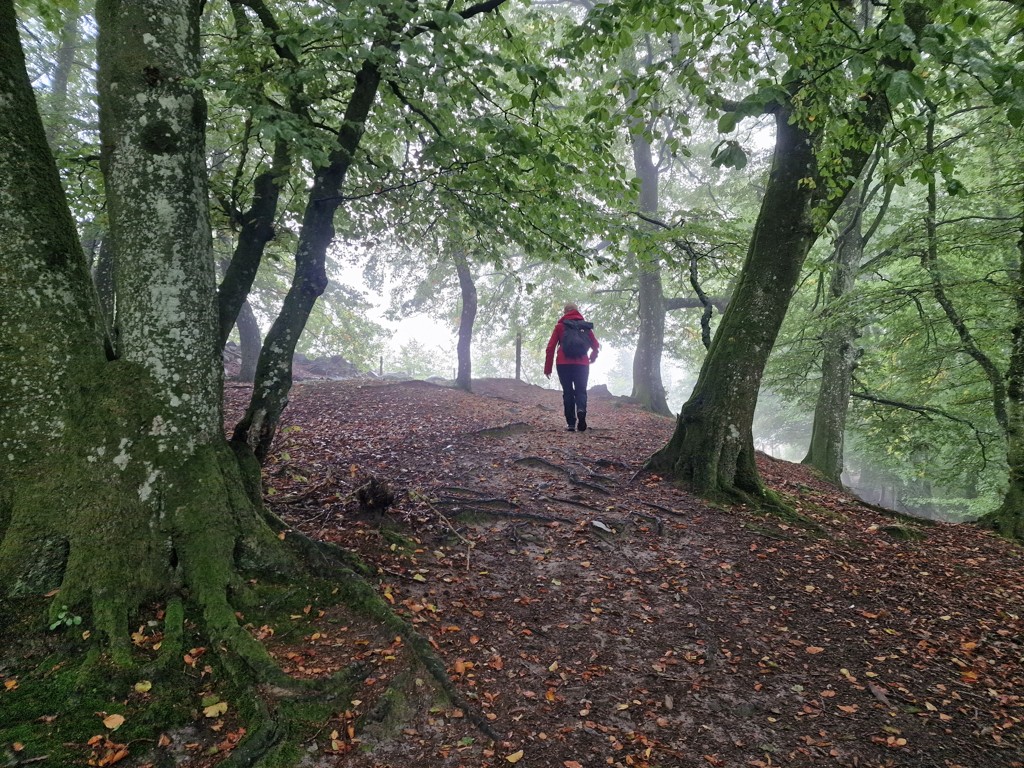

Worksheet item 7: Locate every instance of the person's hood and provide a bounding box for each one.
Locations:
[560,309,586,323]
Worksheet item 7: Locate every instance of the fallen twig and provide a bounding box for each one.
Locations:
[410,490,475,570]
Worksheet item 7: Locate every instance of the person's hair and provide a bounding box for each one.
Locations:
[563,302,579,314]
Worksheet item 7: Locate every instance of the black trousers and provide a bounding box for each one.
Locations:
[556,363,589,426]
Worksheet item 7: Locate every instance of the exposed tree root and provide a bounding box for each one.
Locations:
[513,455,614,495]
[443,503,574,525]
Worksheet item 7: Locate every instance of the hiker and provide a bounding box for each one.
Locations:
[544,302,599,431]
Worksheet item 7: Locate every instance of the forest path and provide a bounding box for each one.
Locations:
[220,377,1024,768]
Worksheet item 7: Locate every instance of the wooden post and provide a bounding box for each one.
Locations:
[379,355,383,376]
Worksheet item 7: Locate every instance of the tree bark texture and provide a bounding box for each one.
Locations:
[98,0,222,439]
[1,0,287,662]
[454,250,477,392]
[802,189,864,484]
[629,131,671,416]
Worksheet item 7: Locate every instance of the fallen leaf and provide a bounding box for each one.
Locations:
[837,704,859,714]
[564,762,584,768]
[806,646,825,654]
[506,749,524,763]
[203,702,229,718]
[134,680,153,693]
[103,713,126,730]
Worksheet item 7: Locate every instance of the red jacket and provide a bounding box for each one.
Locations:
[544,310,599,375]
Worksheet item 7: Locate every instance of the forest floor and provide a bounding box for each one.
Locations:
[222,377,1024,768]
[3,377,1024,768]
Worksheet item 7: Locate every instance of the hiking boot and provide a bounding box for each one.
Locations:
[577,411,587,431]
[565,424,576,431]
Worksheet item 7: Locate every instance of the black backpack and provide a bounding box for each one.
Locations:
[561,319,594,358]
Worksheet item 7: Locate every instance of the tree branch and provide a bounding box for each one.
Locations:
[850,389,991,466]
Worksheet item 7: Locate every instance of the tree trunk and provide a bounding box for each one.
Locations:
[629,131,672,416]
[515,331,522,381]
[42,1,81,149]
[453,250,477,392]
[648,106,840,497]
[92,232,117,341]
[982,198,1024,537]
[236,298,262,383]
[1,0,287,667]
[233,57,383,462]
[802,189,864,484]
[646,4,927,504]
[217,139,289,349]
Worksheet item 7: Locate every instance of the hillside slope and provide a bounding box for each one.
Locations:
[222,378,1024,768]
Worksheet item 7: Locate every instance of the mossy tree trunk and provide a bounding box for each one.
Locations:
[802,188,865,485]
[985,225,1024,537]
[647,1,928,501]
[1,0,288,664]
[629,130,672,416]
[453,249,477,393]
[648,105,851,498]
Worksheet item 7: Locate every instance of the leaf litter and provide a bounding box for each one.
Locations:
[213,378,1024,767]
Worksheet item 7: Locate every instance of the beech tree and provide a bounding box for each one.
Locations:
[637,1,934,500]
[1,0,294,668]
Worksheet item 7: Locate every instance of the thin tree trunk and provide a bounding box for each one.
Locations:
[235,298,261,383]
[92,233,116,340]
[629,131,671,416]
[42,2,81,148]
[802,189,864,484]
[919,112,1007,430]
[453,250,477,392]
[233,57,383,461]
[217,139,289,349]
[515,331,522,381]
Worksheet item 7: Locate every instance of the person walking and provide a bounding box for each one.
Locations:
[544,303,599,431]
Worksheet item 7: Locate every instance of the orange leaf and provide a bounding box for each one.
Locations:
[102,714,126,730]
[837,705,859,714]
[805,646,825,655]
[564,762,584,768]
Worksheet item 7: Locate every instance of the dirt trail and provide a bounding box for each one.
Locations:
[224,377,1024,768]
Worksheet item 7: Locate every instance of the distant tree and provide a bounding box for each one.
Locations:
[453,249,478,392]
